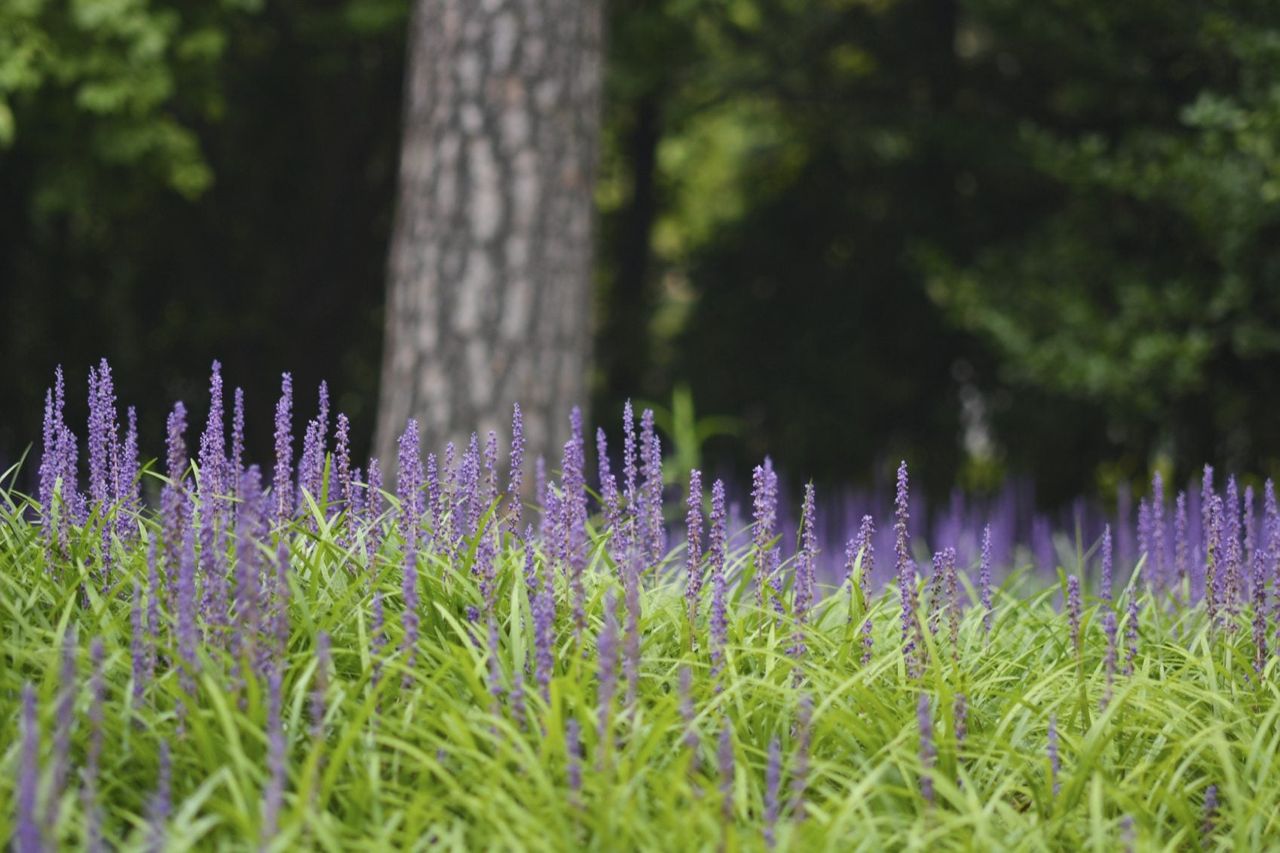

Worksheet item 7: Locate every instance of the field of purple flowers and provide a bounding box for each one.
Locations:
[2,361,1278,850]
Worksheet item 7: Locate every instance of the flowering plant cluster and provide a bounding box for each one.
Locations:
[2,361,1275,849]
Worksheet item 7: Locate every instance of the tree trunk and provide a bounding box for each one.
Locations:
[376,0,603,474]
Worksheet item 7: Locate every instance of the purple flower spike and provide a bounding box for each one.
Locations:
[621,401,638,524]
[1252,548,1268,673]
[263,662,286,844]
[397,419,424,546]
[1100,525,1113,604]
[1203,784,1218,842]
[718,717,735,822]
[199,360,227,501]
[1151,472,1166,590]
[48,627,77,833]
[596,428,621,546]
[596,589,620,764]
[234,466,267,673]
[147,741,172,853]
[1124,593,1140,676]
[895,462,919,676]
[764,735,782,847]
[530,530,556,702]
[507,403,525,534]
[709,480,729,684]
[334,414,352,517]
[685,469,704,628]
[954,693,968,748]
[273,372,294,522]
[752,459,782,613]
[87,358,119,512]
[1067,575,1082,658]
[1047,713,1060,797]
[790,693,812,821]
[313,631,331,741]
[917,692,934,805]
[566,717,583,807]
[639,408,665,563]
[790,483,818,663]
[177,523,199,704]
[980,524,994,633]
[1101,610,1118,711]
[623,542,643,710]
[231,387,246,483]
[17,683,42,853]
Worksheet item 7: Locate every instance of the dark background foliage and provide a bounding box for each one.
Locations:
[4,0,1280,504]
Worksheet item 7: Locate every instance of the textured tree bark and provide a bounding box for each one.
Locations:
[376,0,603,474]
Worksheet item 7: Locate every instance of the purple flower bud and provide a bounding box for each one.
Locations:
[764,736,782,847]
[87,359,119,511]
[1151,472,1166,590]
[1245,485,1257,577]
[1202,784,1218,842]
[365,459,384,565]
[790,484,818,662]
[334,414,352,517]
[533,454,546,518]
[1067,575,1082,658]
[1100,524,1113,604]
[752,460,781,613]
[1124,593,1140,676]
[566,717,583,806]
[263,662,286,843]
[231,387,246,483]
[163,402,190,604]
[458,433,481,541]
[685,469,704,627]
[1174,492,1189,594]
[639,408,665,563]
[896,462,920,677]
[1207,496,1224,622]
[48,627,76,834]
[980,524,994,633]
[1101,610,1118,711]
[146,741,171,853]
[789,693,812,821]
[82,639,106,852]
[234,467,267,670]
[678,665,698,764]
[507,404,525,534]
[273,373,294,522]
[596,589,620,764]
[596,428,621,546]
[1253,548,1268,674]
[17,683,42,853]
[1226,476,1242,617]
[199,360,227,501]
[312,632,330,741]
[1047,713,1060,797]
[483,429,500,514]
[397,420,424,546]
[560,427,589,642]
[718,717,735,822]
[622,401,638,524]
[709,480,729,684]
[917,692,934,805]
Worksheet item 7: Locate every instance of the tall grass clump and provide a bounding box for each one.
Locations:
[2,360,1280,849]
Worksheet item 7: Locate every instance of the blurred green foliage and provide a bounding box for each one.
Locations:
[4,0,1280,503]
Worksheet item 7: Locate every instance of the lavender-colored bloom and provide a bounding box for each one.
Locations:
[622,400,638,524]
[273,372,294,522]
[917,692,934,805]
[231,387,246,482]
[17,683,42,853]
[764,736,782,849]
[1252,548,1268,673]
[1047,713,1060,797]
[83,638,105,853]
[115,406,140,544]
[39,375,60,522]
[895,462,920,676]
[679,665,698,763]
[1100,524,1113,604]
[566,717,583,806]
[397,419,424,543]
[509,672,527,730]
[263,662,286,844]
[47,627,76,834]
[1174,492,1189,594]
[685,469,704,627]
[311,632,330,741]
[1124,593,1140,676]
[425,452,442,540]
[87,359,119,511]
[334,413,352,517]
[483,429,500,514]
[234,467,267,672]
[458,432,481,541]
[177,523,199,694]
[507,404,525,534]
[718,718,735,822]
[596,589,620,763]
[1206,496,1224,624]
[789,693,813,821]
[532,542,556,702]
[298,417,325,510]
[623,542,643,710]
[851,515,876,664]
[365,459,384,565]
[146,742,172,853]
[980,523,994,634]
[199,360,227,500]
[1151,472,1166,589]
[271,538,291,660]
[1245,484,1257,576]
[639,408,665,563]
[1101,610,1118,711]
[1225,476,1242,618]
[709,480,729,684]
[1067,575,1082,658]
[162,401,190,602]
[954,693,968,749]
[132,579,149,702]
[534,454,546,519]
[560,426,589,641]
[1136,498,1152,580]
[596,428,621,544]
[752,460,782,613]
[790,484,818,663]
[1203,784,1218,841]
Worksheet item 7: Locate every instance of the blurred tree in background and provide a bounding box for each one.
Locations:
[3,0,1280,504]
